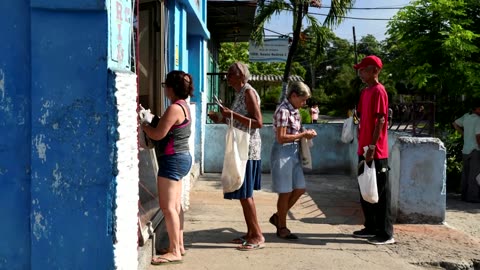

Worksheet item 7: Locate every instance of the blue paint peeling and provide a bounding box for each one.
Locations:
[1,1,118,269]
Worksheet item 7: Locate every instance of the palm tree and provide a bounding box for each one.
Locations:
[251,0,355,100]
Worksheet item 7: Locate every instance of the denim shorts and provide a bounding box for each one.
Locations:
[157,152,192,181]
[270,141,306,193]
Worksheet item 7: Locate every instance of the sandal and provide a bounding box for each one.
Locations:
[269,213,279,229]
[151,256,183,265]
[276,227,298,240]
[236,242,265,251]
[157,248,187,256]
[230,236,247,244]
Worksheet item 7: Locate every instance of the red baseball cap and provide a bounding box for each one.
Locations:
[353,55,383,70]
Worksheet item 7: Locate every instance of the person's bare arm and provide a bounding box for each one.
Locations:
[452,122,464,136]
[143,105,181,140]
[476,134,480,146]
[219,89,263,129]
[365,114,385,162]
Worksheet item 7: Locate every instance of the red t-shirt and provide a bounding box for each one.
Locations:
[357,83,389,159]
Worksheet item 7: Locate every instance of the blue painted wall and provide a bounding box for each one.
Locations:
[188,36,205,163]
[0,1,118,269]
[0,1,32,269]
[167,0,209,164]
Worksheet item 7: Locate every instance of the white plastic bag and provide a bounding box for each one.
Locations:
[221,114,251,193]
[341,116,354,143]
[300,138,313,170]
[358,160,379,203]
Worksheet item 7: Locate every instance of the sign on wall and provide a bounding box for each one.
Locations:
[107,0,133,72]
[249,38,289,62]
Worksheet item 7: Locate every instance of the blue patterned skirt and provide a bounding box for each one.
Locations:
[224,160,262,200]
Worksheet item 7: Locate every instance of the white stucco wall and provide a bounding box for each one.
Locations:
[113,72,140,270]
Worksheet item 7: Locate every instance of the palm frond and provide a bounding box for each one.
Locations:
[251,0,294,45]
[323,0,355,27]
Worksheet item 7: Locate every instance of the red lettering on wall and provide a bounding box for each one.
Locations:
[116,1,123,21]
[117,43,124,62]
[117,23,122,41]
[124,8,131,23]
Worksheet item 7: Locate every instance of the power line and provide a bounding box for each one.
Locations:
[315,6,404,10]
[263,1,405,10]
[309,12,393,21]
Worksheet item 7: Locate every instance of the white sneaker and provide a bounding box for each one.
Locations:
[368,236,395,245]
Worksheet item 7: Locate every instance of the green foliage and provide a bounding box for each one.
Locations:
[386,0,480,117]
[299,107,311,124]
[263,86,282,106]
[441,130,464,193]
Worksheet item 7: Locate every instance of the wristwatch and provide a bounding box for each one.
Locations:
[368,144,376,150]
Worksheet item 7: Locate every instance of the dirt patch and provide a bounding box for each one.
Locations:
[390,225,480,269]
[338,224,480,270]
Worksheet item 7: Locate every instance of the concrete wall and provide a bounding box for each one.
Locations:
[204,124,447,224]
[205,123,404,176]
[390,137,447,224]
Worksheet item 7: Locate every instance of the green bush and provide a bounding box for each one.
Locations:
[263,86,281,110]
[299,108,311,124]
[442,130,463,193]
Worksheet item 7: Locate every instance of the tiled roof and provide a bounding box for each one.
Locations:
[249,74,304,82]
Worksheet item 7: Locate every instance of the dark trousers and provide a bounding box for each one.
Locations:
[461,150,480,203]
[358,156,394,239]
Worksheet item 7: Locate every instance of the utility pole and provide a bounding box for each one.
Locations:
[353,26,358,76]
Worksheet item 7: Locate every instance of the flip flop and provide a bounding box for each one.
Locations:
[230,236,247,244]
[157,248,187,256]
[276,227,299,240]
[151,257,183,265]
[236,242,265,251]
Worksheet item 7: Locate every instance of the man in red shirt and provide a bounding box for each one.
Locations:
[353,55,394,245]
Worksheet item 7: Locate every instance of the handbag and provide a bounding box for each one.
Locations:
[221,113,251,193]
[300,138,313,170]
[138,124,156,150]
[341,116,354,143]
[357,160,379,203]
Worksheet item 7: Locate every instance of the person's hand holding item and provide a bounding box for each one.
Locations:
[220,105,233,119]
[138,105,154,125]
[303,129,317,139]
[208,111,223,123]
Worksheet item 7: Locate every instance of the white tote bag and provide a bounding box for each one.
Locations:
[221,113,251,193]
[357,160,379,203]
[300,138,313,170]
[341,116,354,143]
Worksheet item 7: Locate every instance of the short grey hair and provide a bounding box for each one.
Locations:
[229,62,251,83]
[287,81,311,98]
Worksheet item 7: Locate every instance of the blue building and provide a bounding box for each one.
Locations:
[0,0,210,268]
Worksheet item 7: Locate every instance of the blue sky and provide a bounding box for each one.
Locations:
[265,0,412,42]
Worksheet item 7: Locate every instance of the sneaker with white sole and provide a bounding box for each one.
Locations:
[352,228,376,238]
[368,236,395,245]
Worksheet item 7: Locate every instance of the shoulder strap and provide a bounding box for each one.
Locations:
[174,101,187,118]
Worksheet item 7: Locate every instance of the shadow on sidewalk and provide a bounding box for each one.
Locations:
[182,227,366,249]
[446,193,480,214]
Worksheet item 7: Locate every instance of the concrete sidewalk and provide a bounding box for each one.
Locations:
[142,174,434,270]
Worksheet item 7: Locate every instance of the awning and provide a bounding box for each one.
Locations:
[207,0,257,43]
